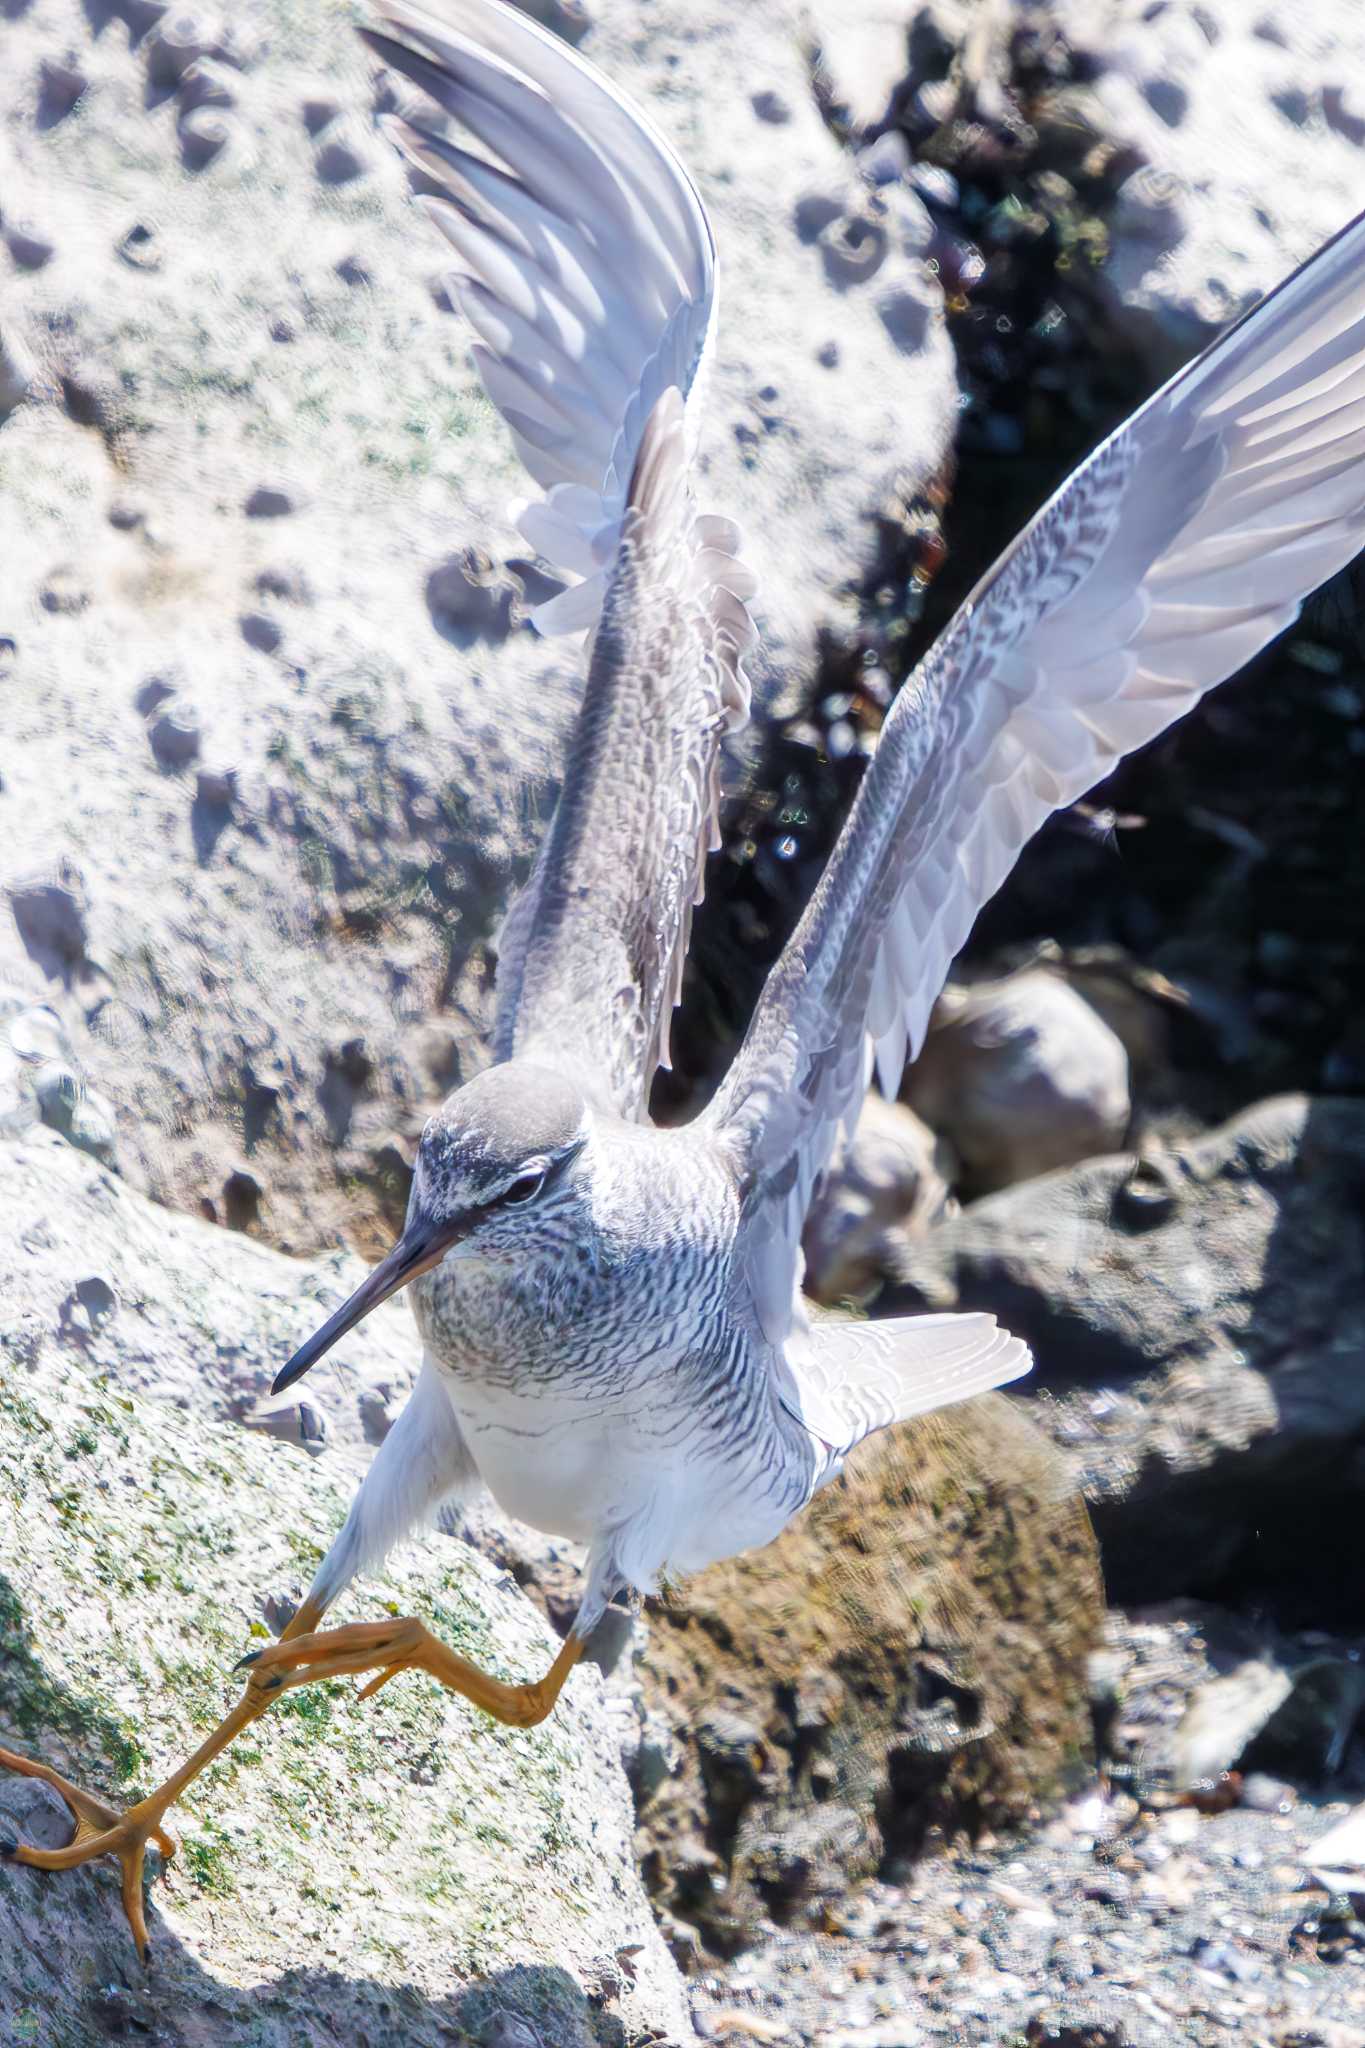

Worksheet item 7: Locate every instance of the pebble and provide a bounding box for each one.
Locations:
[176,57,235,112]
[300,93,340,135]
[116,222,161,270]
[149,701,202,767]
[4,219,56,269]
[315,136,368,184]
[145,12,214,90]
[239,612,282,653]
[178,106,233,169]
[244,484,295,519]
[37,56,88,123]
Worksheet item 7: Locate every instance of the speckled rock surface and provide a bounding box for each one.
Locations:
[1052,0,1365,356]
[0,1121,419,1458]
[0,1150,692,2045]
[0,0,958,1262]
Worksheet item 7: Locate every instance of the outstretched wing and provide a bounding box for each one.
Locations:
[708,207,1365,1344]
[363,0,755,1111]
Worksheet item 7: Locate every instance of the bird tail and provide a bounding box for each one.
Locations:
[779,1310,1032,1478]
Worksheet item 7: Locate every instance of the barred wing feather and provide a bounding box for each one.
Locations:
[710,207,1365,1346]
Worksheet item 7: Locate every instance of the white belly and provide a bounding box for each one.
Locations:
[445,1373,645,1547]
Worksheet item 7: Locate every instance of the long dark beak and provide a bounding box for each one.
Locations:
[272,1217,464,1395]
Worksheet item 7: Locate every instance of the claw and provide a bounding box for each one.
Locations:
[232,1650,261,1672]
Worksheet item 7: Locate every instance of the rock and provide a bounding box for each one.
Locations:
[6,865,90,979]
[0,1124,415,1458]
[1164,1652,1365,1791]
[314,132,368,184]
[239,610,282,652]
[148,699,202,767]
[3,218,55,269]
[177,105,235,168]
[242,483,295,518]
[1051,0,1365,358]
[885,1096,1365,1615]
[635,1394,1101,1951]
[425,546,519,644]
[902,968,1131,1196]
[0,1211,692,2045]
[803,1091,951,1303]
[1307,1803,1365,1895]
[37,54,89,123]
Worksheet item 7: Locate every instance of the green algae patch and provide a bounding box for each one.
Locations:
[0,1335,687,2045]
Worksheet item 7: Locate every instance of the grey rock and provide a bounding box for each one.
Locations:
[148,699,202,766]
[239,610,282,652]
[425,546,519,643]
[315,133,368,184]
[1052,0,1365,357]
[7,867,89,976]
[36,55,88,122]
[886,1096,1365,1609]
[4,219,55,269]
[803,1091,950,1304]
[1164,1652,1365,1790]
[0,0,955,1267]
[177,105,234,169]
[242,483,294,518]
[903,967,1131,1196]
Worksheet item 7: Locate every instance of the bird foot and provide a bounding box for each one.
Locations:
[237,1615,578,1728]
[236,1615,430,1705]
[0,1743,178,1964]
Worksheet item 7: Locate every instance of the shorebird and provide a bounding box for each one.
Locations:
[6,0,1365,1961]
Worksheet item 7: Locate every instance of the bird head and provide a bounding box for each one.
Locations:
[271,1061,589,1394]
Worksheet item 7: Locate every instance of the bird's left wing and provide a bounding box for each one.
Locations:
[707,206,1365,1345]
[364,0,755,1113]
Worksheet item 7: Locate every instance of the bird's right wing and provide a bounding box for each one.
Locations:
[708,206,1365,1347]
[361,0,720,634]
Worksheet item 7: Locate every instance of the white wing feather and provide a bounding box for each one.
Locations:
[361,0,720,636]
[711,207,1365,1345]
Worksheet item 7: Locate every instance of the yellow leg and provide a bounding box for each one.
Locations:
[0,1593,327,1962]
[239,1616,584,1729]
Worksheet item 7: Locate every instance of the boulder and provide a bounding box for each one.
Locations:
[884,1096,1365,1617]
[0,1127,691,2045]
[902,967,1132,1196]
[803,1091,952,1303]
[634,1393,1101,1955]
[0,0,959,1261]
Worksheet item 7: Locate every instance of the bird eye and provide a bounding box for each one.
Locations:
[503,1171,545,1206]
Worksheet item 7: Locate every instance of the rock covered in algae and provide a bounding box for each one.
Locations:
[0,1168,692,2045]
